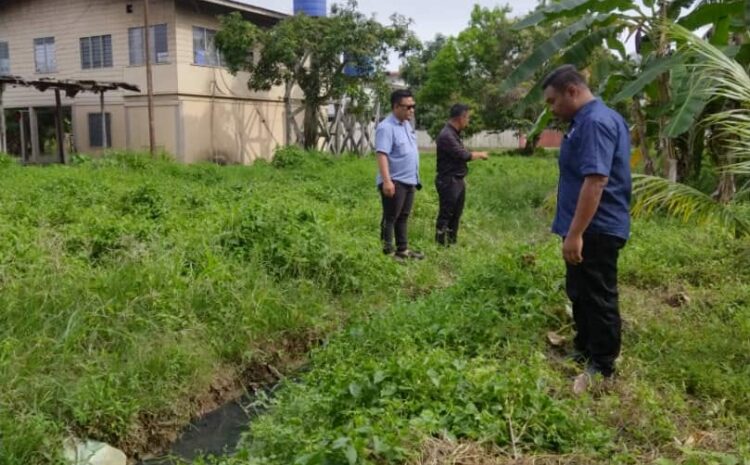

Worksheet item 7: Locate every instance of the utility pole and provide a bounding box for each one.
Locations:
[54,88,65,164]
[144,0,156,156]
[0,83,6,154]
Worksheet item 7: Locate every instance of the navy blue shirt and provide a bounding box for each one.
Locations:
[436,123,472,179]
[375,114,420,187]
[553,99,632,241]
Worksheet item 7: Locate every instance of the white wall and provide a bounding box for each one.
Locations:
[417,130,521,150]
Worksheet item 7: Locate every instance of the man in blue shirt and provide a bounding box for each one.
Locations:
[375,89,424,261]
[542,65,631,390]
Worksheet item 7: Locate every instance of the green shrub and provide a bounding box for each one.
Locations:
[272,145,334,169]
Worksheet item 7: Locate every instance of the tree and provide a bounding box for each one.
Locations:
[400,35,450,134]
[501,0,749,179]
[450,5,552,134]
[632,25,750,237]
[215,1,418,149]
[405,5,552,139]
[400,34,447,92]
[416,38,469,137]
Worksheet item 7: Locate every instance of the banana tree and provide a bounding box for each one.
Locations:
[631,24,750,237]
[522,107,553,154]
[501,0,749,180]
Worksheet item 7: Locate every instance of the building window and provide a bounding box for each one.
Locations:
[0,42,10,74]
[193,26,222,67]
[88,113,112,148]
[128,24,168,66]
[80,35,113,70]
[34,37,56,73]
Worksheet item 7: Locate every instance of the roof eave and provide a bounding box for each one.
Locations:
[196,0,288,20]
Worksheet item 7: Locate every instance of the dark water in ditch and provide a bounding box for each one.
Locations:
[138,356,312,463]
[139,392,263,465]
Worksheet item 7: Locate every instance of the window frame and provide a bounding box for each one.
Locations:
[192,26,222,67]
[88,112,112,148]
[33,36,56,74]
[0,41,10,74]
[128,23,169,66]
[80,34,113,70]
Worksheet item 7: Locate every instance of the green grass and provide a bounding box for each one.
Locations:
[0,149,749,465]
[211,152,750,465]
[210,222,750,465]
[0,148,552,464]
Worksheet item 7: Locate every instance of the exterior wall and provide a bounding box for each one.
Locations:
[72,104,128,152]
[0,0,291,162]
[174,2,290,102]
[417,129,521,150]
[179,96,285,164]
[519,130,564,149]
[418,129,564,150]
[0,0,178,109]
[170,2,304,162]
[125,96,180,155]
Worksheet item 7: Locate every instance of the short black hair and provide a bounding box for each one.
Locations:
[391,89,414,108]
[542,65,589,92]
[449,103,470,119]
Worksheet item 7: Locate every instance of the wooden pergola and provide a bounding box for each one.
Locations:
[0,76,140,163]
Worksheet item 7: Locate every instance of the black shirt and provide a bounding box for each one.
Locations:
[436,123,472,179]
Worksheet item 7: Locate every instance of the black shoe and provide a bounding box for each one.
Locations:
[383,245,395,255]
[435,230,448,246]
[395,249,425,261]
[573,364,614,395]
[587,361,615,379]
[566,349,589,365]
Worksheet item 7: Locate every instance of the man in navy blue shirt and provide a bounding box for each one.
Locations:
[375,89,424,261]
[435,104,488,246]
[542,65,631,390]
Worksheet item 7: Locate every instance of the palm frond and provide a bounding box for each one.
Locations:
[725,159,750,175]
[669,24,750,165]
[670,25,750,103]
[704,110,750,158]
[632,174,750,237]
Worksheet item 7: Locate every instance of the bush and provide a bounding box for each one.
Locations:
[119,185,168,220]
[272,145,334,169]
[220,205,387,293]
[0,152,17,167]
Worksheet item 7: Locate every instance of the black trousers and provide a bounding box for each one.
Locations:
[379,181,416,253]
[565,233,626,376]
[435,176,466,244]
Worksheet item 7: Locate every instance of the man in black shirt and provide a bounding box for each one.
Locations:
[434,104,488,245]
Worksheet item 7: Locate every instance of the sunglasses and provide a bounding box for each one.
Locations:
[399,104,417,110]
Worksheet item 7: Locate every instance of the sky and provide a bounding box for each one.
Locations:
[243,0,541,70]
